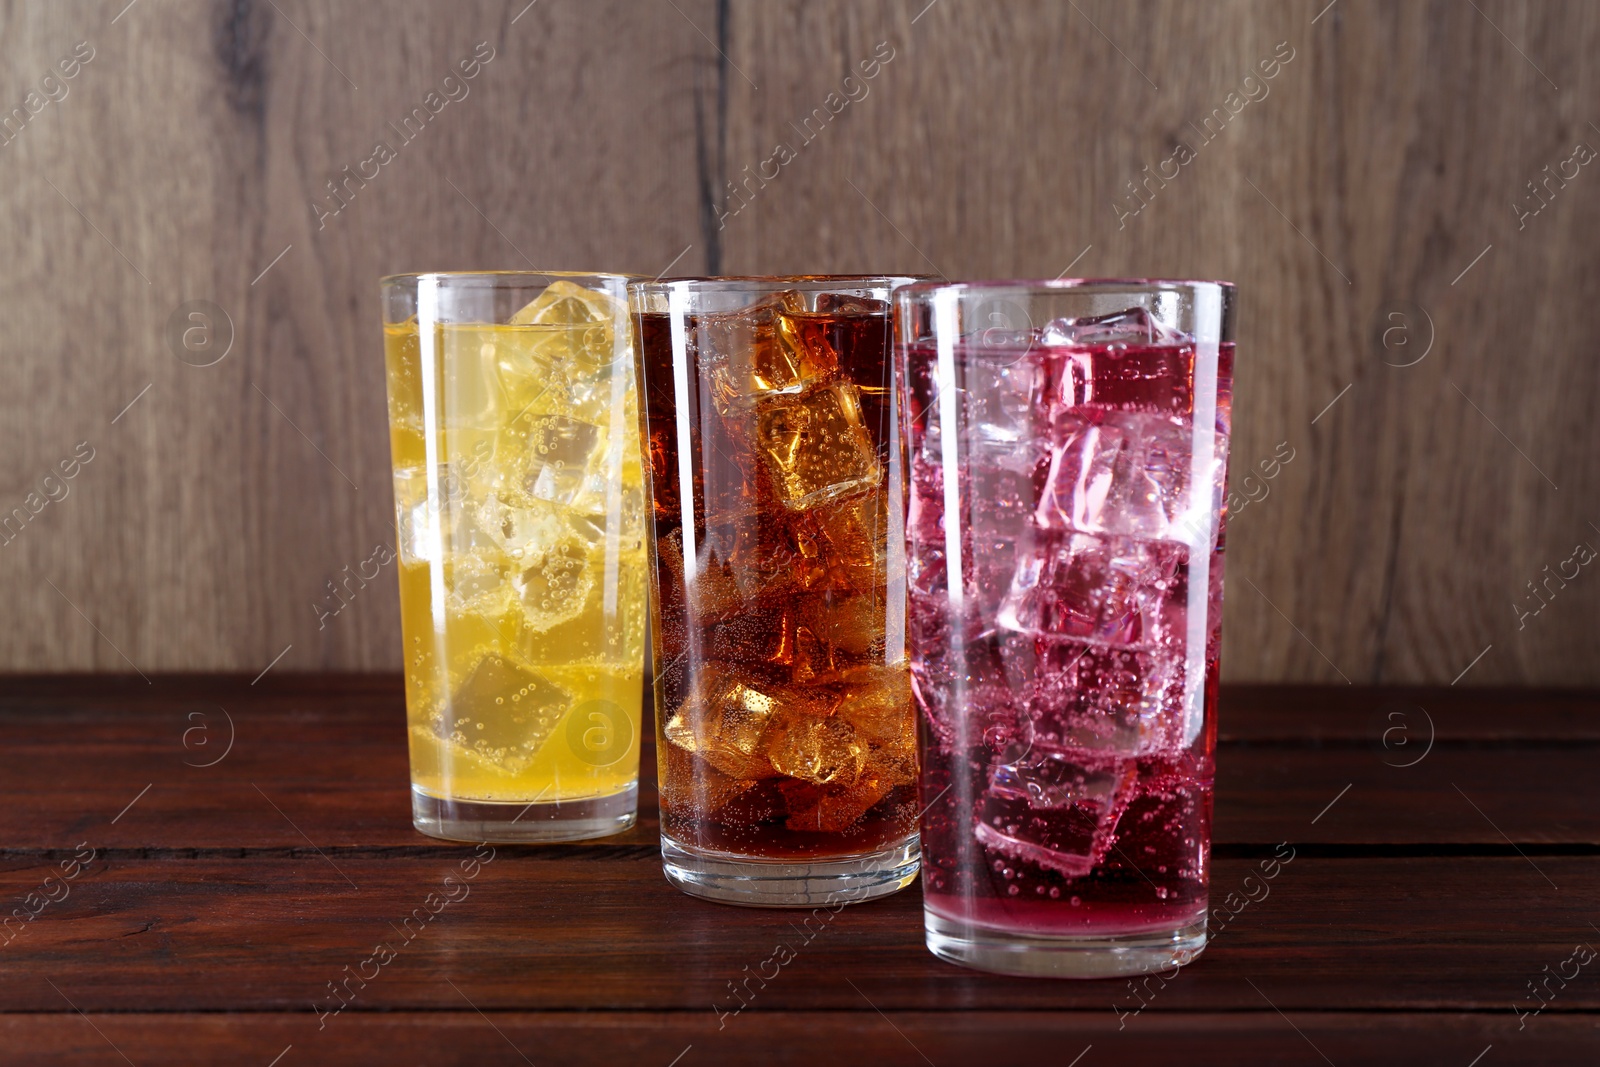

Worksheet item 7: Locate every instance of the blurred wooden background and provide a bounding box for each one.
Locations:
[0,0,1595,684]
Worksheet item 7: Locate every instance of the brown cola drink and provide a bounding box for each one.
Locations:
[631,277,921,906]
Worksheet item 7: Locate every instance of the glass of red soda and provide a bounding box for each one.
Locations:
[896,279,1236,976]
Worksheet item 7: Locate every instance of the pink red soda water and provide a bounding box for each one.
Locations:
[906,309,1233,935]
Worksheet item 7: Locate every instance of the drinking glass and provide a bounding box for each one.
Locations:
[897,279,1235,975]
[631,275,922,906]
[381,271,646,842]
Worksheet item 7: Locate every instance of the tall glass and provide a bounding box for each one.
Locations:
[381,272,646,842]
[897,279,1234,975]
[632,276,922,906]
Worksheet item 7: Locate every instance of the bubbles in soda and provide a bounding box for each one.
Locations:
[907,311,1231,934]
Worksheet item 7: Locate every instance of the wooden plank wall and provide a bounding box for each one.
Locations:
[0,0,1595,685]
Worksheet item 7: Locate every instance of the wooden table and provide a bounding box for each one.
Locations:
[1,677,1595,1064]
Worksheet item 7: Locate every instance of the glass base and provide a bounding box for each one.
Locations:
[412,784,637,843]
[925,910,1207,978]
[660,833,919,908]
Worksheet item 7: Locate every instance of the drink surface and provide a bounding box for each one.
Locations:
[639,294,918,859]
[906,311,1232,935]
[382,282,646,803]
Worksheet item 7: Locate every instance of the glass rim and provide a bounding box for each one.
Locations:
[630,273,926,296]
[893,277,1236,297]
[380,269,638,287]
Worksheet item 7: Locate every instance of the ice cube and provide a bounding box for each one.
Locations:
[658,743,755,818]
[968,356,1051,447]
[1035,411,1200,540]
[493,326,569,392]
[525,425,599,506]
[662,668,785,779]
[561,345,637,425]
[495,333,583,419]
[563,491,645,554]
[969,438,1052,532]
[908,614,1022,748]
[767,712,866,787]
[399,562,521,721]
[476,495,566,562]
[509,280,622,370]
[494,282,624,420]
[714,605,842,687]
[975,753,1137,877]
[756,382,882,510]
[865,745,918,789]
[565,435,648,554]
[972,328,1037,354]
[394,466,435,563]
[799,589,886,665]
[443,549,513,615]
[1052,342,1200,415]
[443,654,571,769]
[783,774,894,833]
[1009,637,1183,757]
[439,326,508,429]
[394,465,496,563]
[685,401,767,525]
[910,444,1043,624]
[510,536,594,632]
[837,665,915,744]
[814,293,888,316]
[499,413,601,507]
[703,603,798,674]
[697,295,837,411]
[964,438,1053,621]
[694,594,869,690]
[805,489,889,591]
[988,748,1124,808]
[701,515,820,600]
[777,299,887,386]
[520,555,646,668]
[1040,307,1189,348]
[790,622,840,685]
[998,531,1182,648]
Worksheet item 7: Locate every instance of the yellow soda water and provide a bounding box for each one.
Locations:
[382,282,645,806]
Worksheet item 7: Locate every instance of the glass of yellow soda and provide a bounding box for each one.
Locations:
[380,272,646,841]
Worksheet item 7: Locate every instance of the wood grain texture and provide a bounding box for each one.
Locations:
[0,0,714,673]
[2,1013,1595,1067]
[711,0,1600,687]
[1,0,1598,684]
[0,679,1594,1062]
[0,677,1595,850]
[0,854,1594,1016]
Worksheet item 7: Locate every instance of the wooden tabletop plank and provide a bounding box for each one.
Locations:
[1,678,1594,1059]
[1,1011,1594,1067]
[0,743,1593,850]
[0,854,1590,1015]
[0,677,1595,849]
